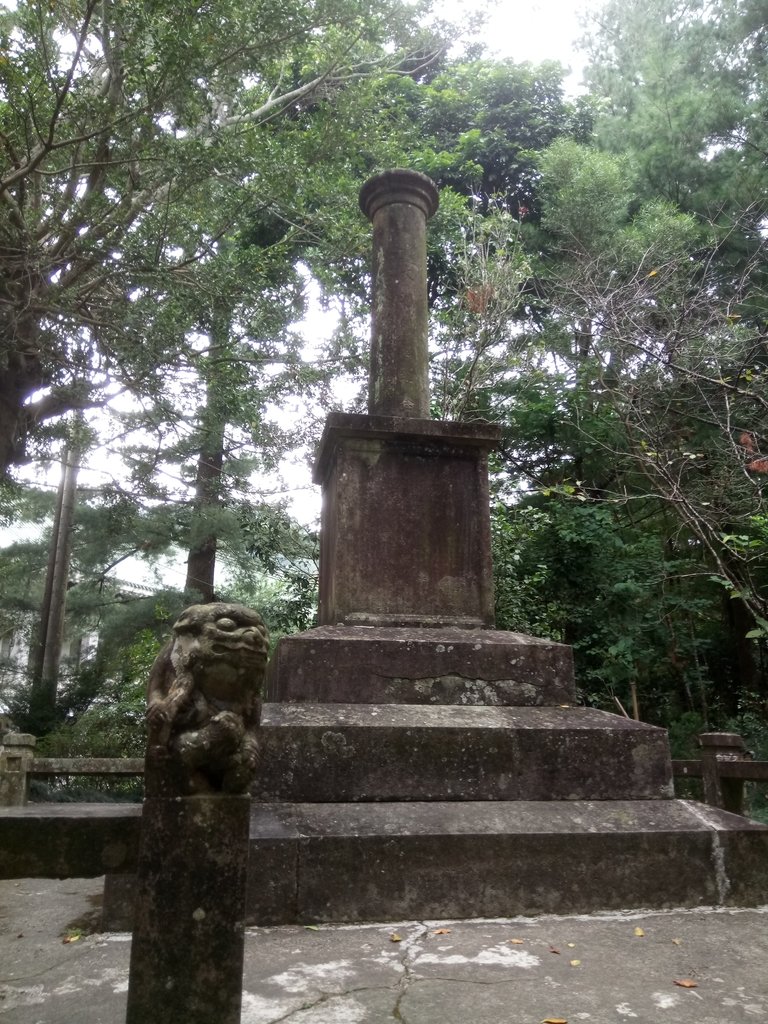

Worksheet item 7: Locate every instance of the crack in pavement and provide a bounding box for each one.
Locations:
[391,922,429,1022]
[259,982,400,1023]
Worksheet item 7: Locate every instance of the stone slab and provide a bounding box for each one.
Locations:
[3,876,768,1024]
[244,800,768,924]
[313,413,503,484]
[0,804,140,878]
[23,800,765,928]
[252,703,673,802]
[267,624,576,704]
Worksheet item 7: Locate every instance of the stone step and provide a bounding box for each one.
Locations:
[267,625,575,705]
[255,703,673,802]
[245,799,768,925]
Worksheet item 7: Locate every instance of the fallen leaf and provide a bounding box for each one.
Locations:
[508,938,525,945]
[674,979,698,989]
[432,928,451,935]
[570,959,582,967]
[304,925,320,931]
[540,1018,568,1023]
[549,946,561,955]
[671,938,682,946]
[634,927,645,937]
[390,933,403,943]
[567,942,576,948]
[62,935,80,944]
[15,933,23,939]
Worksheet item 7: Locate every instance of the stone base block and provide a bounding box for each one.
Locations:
[253,704,673,802]
[243,800,768,925]
[95,799,768,929]
[267,626,575,705]
[314,414,500,627]
[0,804,140,879]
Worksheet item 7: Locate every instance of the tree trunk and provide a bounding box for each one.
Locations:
[0,360,39,476]
[184,412,225,602]
[28,439,80,732]
[184,316,230,603]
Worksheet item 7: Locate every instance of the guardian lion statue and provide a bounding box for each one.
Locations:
[145,603,269,796]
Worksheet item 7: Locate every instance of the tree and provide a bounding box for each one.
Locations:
[584,0,768,304]
[484,133,768,719]
[0,0,448,475]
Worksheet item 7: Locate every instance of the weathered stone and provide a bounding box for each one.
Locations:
[240,799,768,924]
[0,804,139,878]
[126,795,250,1024]
[314,415,500,628]
[359,169,439,418]
[102,872,137,930]
[0,733,36,806]
[699,731,751,814]
[101,808,301,932]
[245,807,302,926]
[252,704,674,802]
[144,602,268,798]
[30,756,145,776]
[268,624,575,704]
[125,601,268,1023]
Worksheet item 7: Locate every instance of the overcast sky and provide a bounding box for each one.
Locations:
[456,0,599,90]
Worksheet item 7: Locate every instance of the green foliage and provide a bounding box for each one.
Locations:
[0,0,454,474]
[492,492,747,726]
[30,627,156,800]
[539,139,632,251]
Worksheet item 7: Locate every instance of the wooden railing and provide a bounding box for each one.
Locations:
[671,731,768,817]
[0,734,144,806]
[30,757,145,777]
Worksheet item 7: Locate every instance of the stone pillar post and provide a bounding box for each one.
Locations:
[0,733,36,806]
[359,169,439,418]
[699,731,750,815]
[126,794,250,1024]
[125,603,268,1024]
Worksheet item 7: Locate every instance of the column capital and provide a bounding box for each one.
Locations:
[359,169,439,222]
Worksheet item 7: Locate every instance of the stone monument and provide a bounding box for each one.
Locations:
[101,169,767,933]
[269,168,571,700]
[125,603,268,1024]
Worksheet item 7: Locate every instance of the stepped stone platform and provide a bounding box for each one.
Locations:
[243,799,768,924]
[267,625,575,705]
[235,613,768,926]
[253,703,673,802]
[89,620,768,929]
[5,794,768,928]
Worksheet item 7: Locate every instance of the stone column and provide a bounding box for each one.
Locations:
[126,794,250,1024]
[0,733,36,806]
[359,169,439,418]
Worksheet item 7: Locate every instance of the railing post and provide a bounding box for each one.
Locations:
[699,732,750,815]
[0,733,36,806]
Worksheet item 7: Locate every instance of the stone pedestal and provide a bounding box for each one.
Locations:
[315,413,501,629]
[125,795,250,1024]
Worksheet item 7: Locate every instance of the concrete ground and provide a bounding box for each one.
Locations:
[0,878,766,1023]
